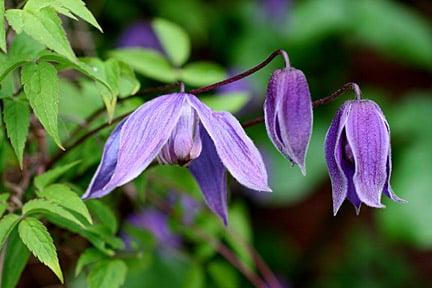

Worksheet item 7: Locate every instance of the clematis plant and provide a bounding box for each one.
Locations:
[83,92,271,224]
[324,85,405,215]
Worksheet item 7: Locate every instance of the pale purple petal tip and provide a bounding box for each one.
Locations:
[265,68,313,175]
[187,94,271,192]
[189,127,228,225]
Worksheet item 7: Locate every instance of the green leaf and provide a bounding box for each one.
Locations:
[25,0,102,32]
[118,61,140,97]
[22,61,63,148]
[201,92,250,113]
[152,18,190,66]
[75,248,106,276]
[180,62,226,86]
[0,0,6,52]
[6,8,76,61]
[0,214,20,248]
[34,161,80,190]
[36,184,92,224]
[1,227,31,288]
[208,260,239,288]
[87,259,127,288]
[86,200,118,234]
[110,48,177,83]
[18,217,63,283]
[0,203,7,217]
[2,98,30,168]
[22,199,86,227]
[182,262,204,288]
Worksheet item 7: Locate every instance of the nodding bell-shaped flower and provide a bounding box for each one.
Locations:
[264,67,313,175]
[325,98,405,215]
[83,93,271,224]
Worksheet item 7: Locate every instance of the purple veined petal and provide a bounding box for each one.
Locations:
[104,93,186,192]
[340,137,362,214]
[186,94,271,192]
[369,101,406,203]
[345,100,388,208]
[324,102,351,215]
[276,68,313,175]
[83,119,127,199]
[189,127,228,224]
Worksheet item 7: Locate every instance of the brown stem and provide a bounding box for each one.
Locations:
[189,49,287,95]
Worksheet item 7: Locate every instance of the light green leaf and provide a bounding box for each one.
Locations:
[75,248,106,276]
[110,48,177,83]
[36,184,92,224]
[0,193,9,202]
[118,61,140,97]
[1,227,31,288]
[182,262,204,288]
[152,18,190,66]
[34,161,80,190]
[201,92,250,113]
[208,260,239,288]
[22,61,63,148]
[180,62,226,86]
[18,217,63,283]
[86,200,118,234]
[6,8,76,61]
[0,0,6,52]
[87,259,127,288]
[0,203,7,217]
[22,199,86,227]
[0,214,20,247]
[3,98,30,168]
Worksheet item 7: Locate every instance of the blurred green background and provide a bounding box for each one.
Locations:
[11,0,432,287]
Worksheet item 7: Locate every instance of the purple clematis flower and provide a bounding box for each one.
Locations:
[264,67,313,175]
[117,21,163,52]
[325,99,406,215]
[83,93,271,224]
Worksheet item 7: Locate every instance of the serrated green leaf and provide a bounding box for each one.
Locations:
[180,62,226,86]
[87,259,127,288]
[36,184,92,224]
[201,92,250,113]
[86,200,118,234]
[18,217,63,283]
[3,98,30,168]
[6,8,76,61]
[0,0,6,52]
[0,214,20,247]
[34,161,80,190]
[22,199,86,227]
[1,227,31,288]
[110,48,177,83]
[25,0,102,32]
[22,61,63,148]
[75,248,106,276]
[152,18,190,66]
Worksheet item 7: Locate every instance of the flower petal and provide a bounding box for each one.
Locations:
[186,94,271,192]
[325,102,351,215]
[189,127,228,224]
[104,93,186,192]
[346,100,387,208]
[83,119,127,199]
[268,68,313,175]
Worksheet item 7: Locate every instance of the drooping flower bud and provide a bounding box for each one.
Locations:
[264,67,313,175]
[158,103,202,165]
[325,99,405,215]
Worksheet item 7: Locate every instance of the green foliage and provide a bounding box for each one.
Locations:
[152,18,190,66]
[2,97,30,168]
[180,62,227,86]
[1,227,31,288]
[201,92,249,113]
[18,217,63,283]
[34,161,80,190]
[75,248,106,276]
[87,259,128,288]
[110,48,177,83]
[0,0,5,52]
[0,213,20,247]
[208,260,239,288]
[6,7,76,61]
[0,193,9,217]
[36,184,93,224]
[22,61,63,148]
[86,200,118,234]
